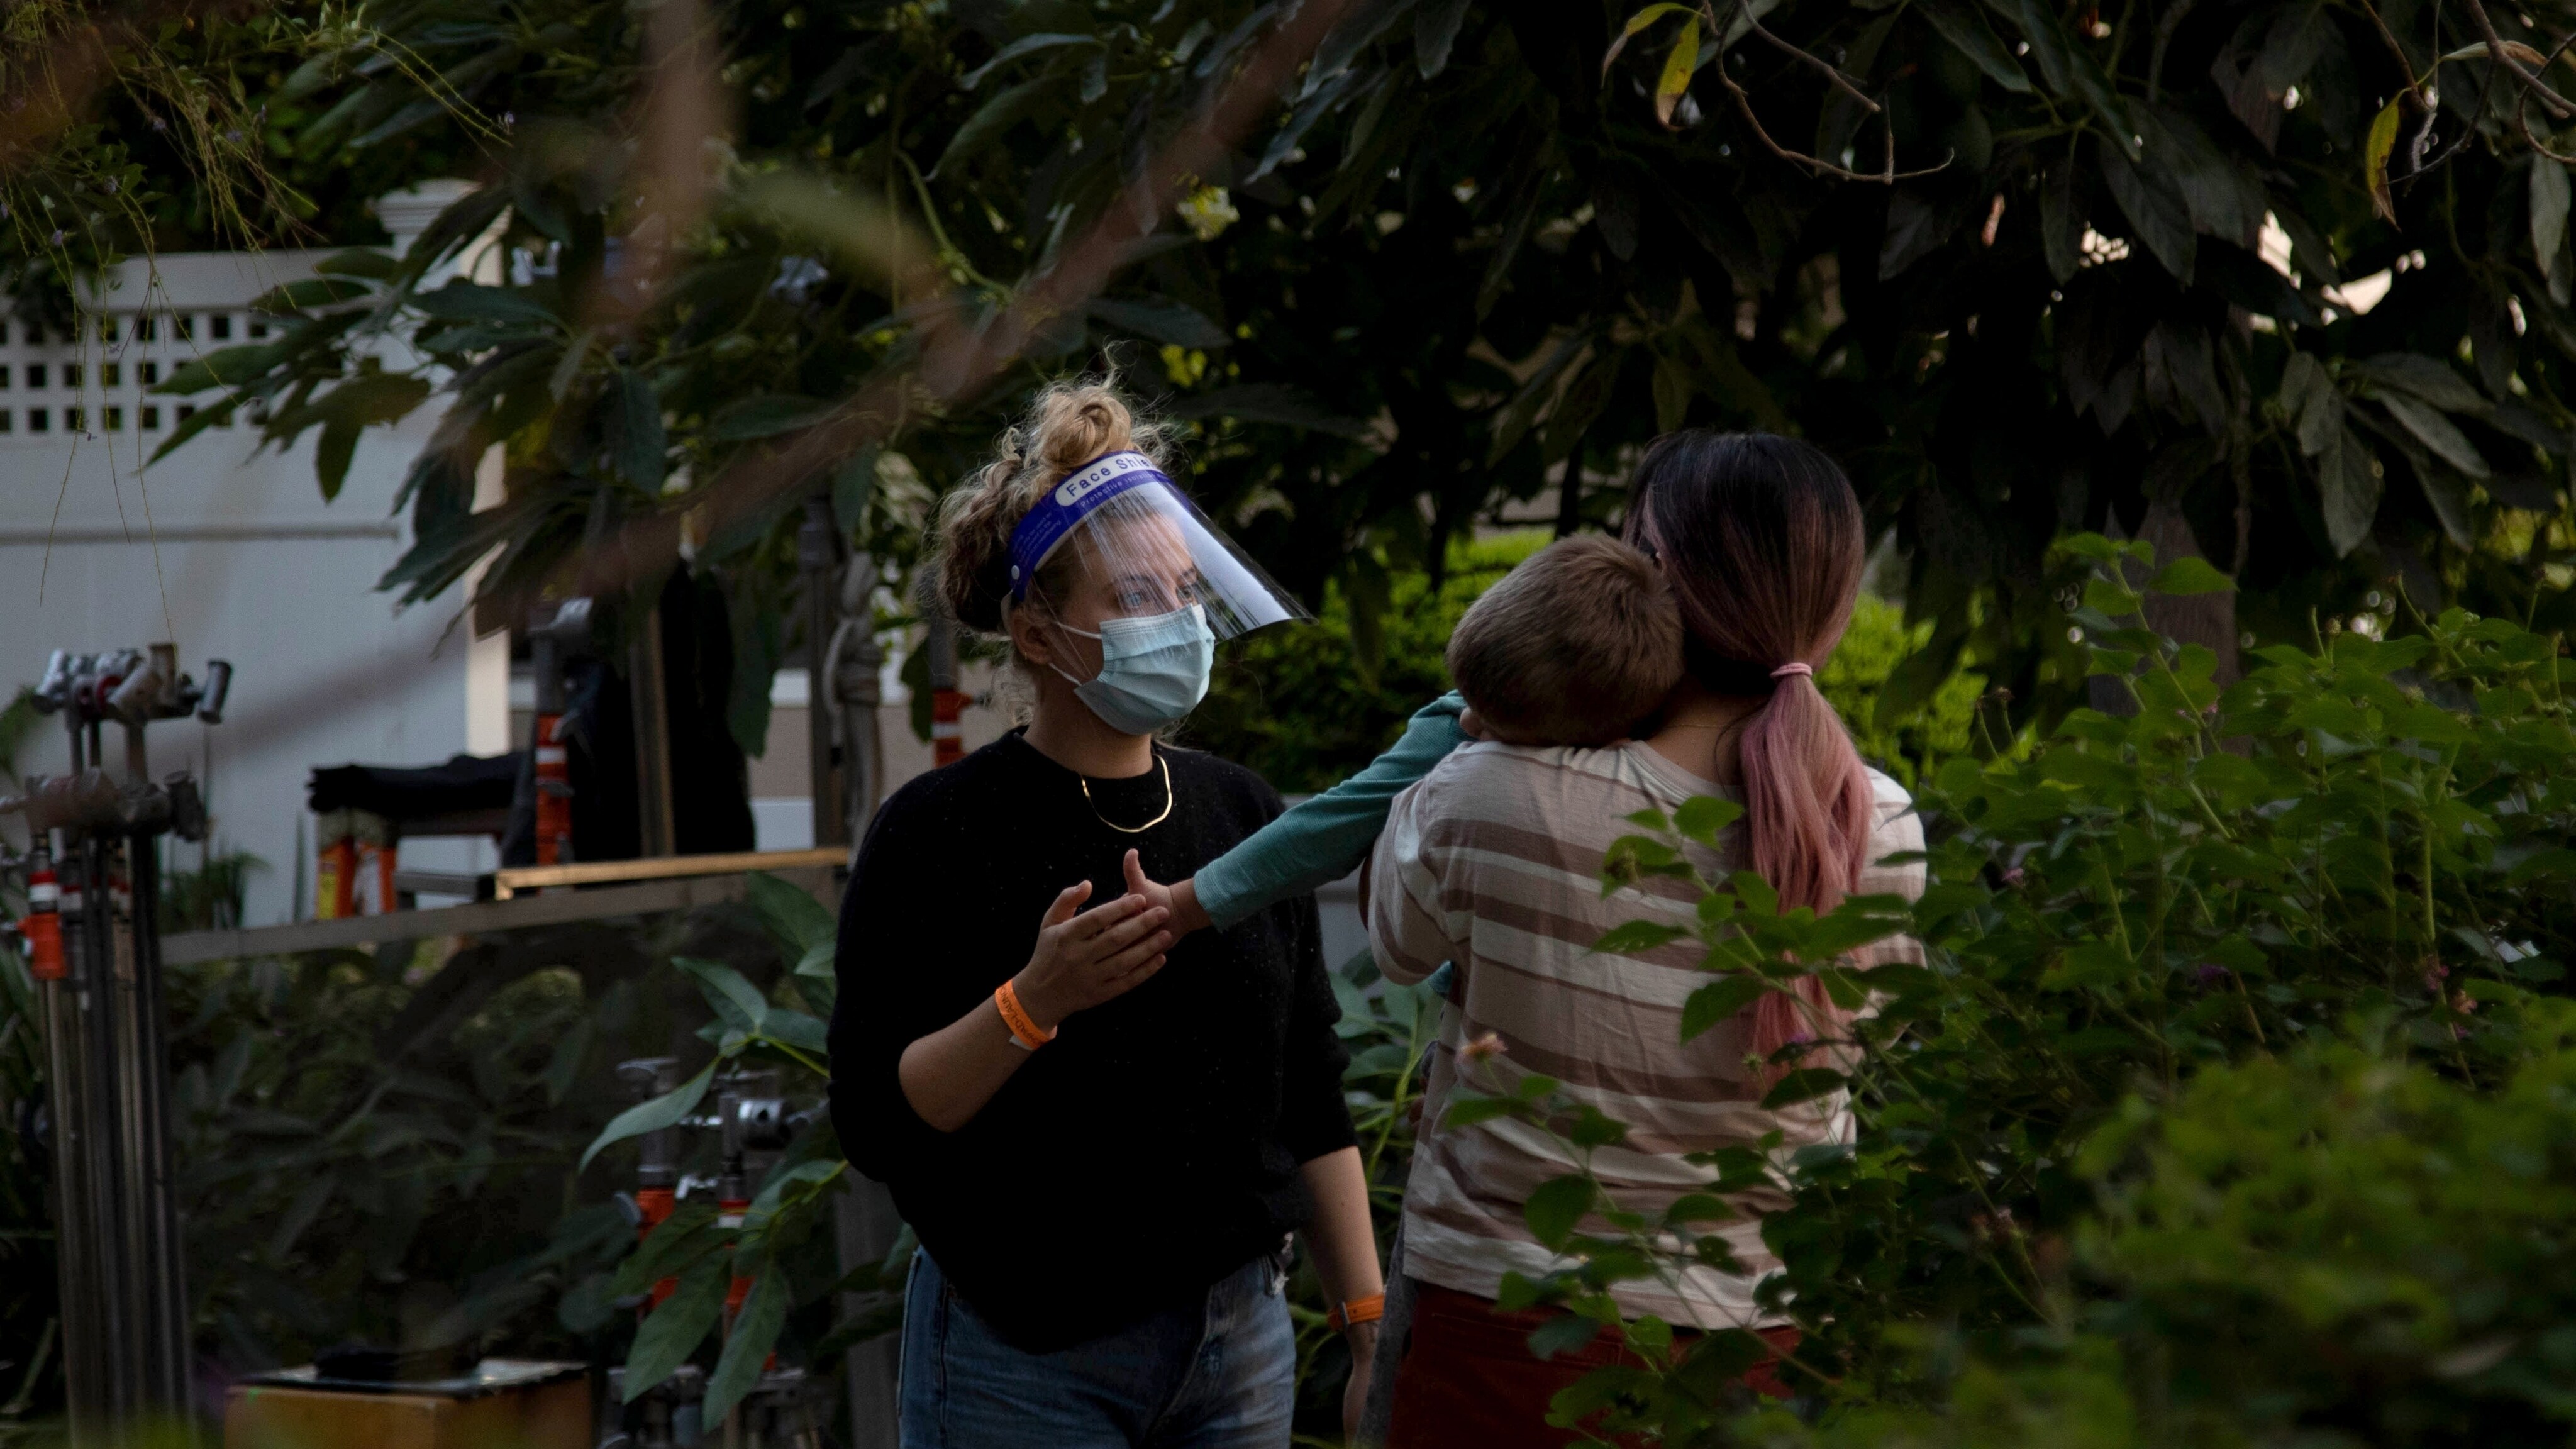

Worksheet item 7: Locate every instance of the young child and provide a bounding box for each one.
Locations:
[1133,533,1684,935]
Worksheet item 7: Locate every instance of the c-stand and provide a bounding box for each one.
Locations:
[9,645,229,1444]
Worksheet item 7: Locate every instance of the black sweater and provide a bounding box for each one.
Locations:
[826,731,1355,1351]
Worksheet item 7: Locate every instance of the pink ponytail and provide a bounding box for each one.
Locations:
[1740,671,1875,1063]
[1623,431,1874,1075]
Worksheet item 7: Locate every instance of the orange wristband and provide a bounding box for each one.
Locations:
[1326,1293,1385,1331]
[994,980,1057,1051]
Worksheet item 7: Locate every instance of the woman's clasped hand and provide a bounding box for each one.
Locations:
[1009,852,1174,1030]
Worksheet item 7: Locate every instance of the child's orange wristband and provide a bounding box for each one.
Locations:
[1326,1293,1385,1331]
[994,980,1057,1051]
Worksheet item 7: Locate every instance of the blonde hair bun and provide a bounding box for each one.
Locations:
[930,379,1164,634]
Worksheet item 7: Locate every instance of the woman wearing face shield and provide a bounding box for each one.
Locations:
[826,382,1385,1448]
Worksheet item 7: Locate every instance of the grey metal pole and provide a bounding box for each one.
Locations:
[825,550,897,1449]
[33,834,110,1444]
[798,500,848,850]
[122,824,194,1425]
[73,825,139,1430]
[628,609,677,858]
[833,555,885,843]
[69,706,141,1433]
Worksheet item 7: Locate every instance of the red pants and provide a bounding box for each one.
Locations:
[1384,1281,1800,1449]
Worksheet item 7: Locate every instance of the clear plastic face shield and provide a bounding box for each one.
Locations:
[1006,452,1309,734]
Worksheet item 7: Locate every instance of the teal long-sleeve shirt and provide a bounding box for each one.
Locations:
[1195,692,1468,932]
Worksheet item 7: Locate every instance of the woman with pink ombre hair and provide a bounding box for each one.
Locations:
[1367,432,1925,1448]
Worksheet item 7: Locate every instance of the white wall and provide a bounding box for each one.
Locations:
[0,244,505,925]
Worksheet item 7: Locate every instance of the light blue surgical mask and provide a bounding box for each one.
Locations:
[1050,604,1215,735]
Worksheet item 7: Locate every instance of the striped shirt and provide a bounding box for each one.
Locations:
[1367,740,1925,1330]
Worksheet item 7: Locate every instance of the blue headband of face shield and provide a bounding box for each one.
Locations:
[1006,452,1168,601]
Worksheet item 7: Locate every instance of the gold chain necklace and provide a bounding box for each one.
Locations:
[1081,755,1173,834]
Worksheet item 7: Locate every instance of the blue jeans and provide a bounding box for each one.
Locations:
[898,1247,1296,1449]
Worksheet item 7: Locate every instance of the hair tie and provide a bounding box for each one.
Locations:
[1770,662,1813,680]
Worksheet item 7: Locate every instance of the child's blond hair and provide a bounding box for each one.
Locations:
[1445,536,1684,747]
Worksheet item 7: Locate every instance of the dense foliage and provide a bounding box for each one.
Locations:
[16,0,2548,740]
[1452,538,2576,1443]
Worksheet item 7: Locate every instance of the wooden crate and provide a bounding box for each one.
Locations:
[225,1362,590,1449]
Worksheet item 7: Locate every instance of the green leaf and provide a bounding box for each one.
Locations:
[2364,96,2402,223]
[833,447,880,531]
[701,1267,787,1423]
[1527,1312,1604,1360]
[1662,1192,1736,1225]
[748,1158,847,1222]
[933,74,1053,177]
[412,282,557,328]
[1681,975,1771,1041]
[2099,133,2195,280]
[958,33,1098,90]
[2319,425,2384,557]
[624,1253,728,1400]
[2085,577,2146,616]
[2358,353,2492,415]
[1760,1068,1848,1109]
[1415,0,1472,77]
[1087,297,1229,348]
[1670,1329,1769,1393]
[608,369,667,489]
[678,958,770,1036]
[157,343,283,394]
[2534,155,2573,304]
[1599,3,1696,75]
[314,247,400,279]
[2413,458,2478,547]
[1443,1096,1527,1129]
[1653,16,1701,128]
[612,1200,723,1298]
[1593,921,1690,955]
[1731,872,1780,917]
[2378,392,2489,477]
[711,394,832,442]
[1916,0,2034,93]
[581,1062,715,1171]
[2007,0,2131,147]
[760,1008,830,1055]
[1672,794,1742,846]
[746,871,836,954]
[2281,350,2341,457]
[253,277,377,312]
[1565,1105,1629,1149]
[1523,1175,1596,1250]
[2147,557,2234,595]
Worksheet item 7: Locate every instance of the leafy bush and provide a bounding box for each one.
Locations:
[1820,593,1996,789]
[1445,535,2576,1444]
[0,891,821,1432]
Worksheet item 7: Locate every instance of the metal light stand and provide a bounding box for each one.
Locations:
[600,1064,828,1449]
[801,498,906,1448]
[13,646,230,1445]
[529,599,597,865]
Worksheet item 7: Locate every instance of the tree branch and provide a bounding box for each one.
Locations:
[1701,0,1946,183]
[2460,0,2574,119]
